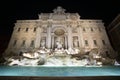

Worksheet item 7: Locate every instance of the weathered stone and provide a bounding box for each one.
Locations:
[3,6,116,66]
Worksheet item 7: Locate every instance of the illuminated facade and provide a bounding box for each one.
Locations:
[5,6,114,57]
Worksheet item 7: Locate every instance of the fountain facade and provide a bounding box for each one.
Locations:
[3,6,116,66]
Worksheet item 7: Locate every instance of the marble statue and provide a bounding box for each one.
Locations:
[73,39,78,47]
[56,41,63,49]
[40,39,46,48]
[55,37,63,49]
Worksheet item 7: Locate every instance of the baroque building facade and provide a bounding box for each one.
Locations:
[5,6,114,57]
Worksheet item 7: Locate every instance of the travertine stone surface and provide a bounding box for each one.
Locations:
[5,6,114,57]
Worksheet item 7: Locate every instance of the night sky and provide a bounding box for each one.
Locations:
[0,0,120,52]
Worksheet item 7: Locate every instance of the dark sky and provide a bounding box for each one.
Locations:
[0,0,120,36]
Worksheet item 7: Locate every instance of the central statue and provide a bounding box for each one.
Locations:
[55,37,63,49]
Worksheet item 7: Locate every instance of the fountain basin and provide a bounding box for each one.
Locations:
[0,66,120,76]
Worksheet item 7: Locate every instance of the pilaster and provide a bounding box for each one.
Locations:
[65,35,67,49]
[78,26,84,48]
[35,26,41,48]
[47,26,52,49]
[67,25,72,48]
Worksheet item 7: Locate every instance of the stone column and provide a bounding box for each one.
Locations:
[52,35,54,49]
[47,26,51,49]
[35,26,41,48]
[67,25,72,49]
[79,26,84,48]
[77,26,82,48]
[65,35,67,49]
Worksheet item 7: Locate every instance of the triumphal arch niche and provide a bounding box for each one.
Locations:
[5,6,115,58]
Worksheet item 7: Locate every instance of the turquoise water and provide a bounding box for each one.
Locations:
[0,66,120,76]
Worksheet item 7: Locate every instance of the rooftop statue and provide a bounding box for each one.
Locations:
[53,6,66,14]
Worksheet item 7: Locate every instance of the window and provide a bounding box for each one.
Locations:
[33,27,36,32]
[30,40,34,47]
[93,40,97,46]
[91,27,93,32]
[83,27,86,32]
[85,40,88,46]
[13,40,17,46]
[102,40,106,45]
[21,40,26,47]
[26,28,29,32]
[18,28,21,32]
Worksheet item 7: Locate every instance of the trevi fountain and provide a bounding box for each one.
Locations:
[4,42,116,66]
[2,6,119,66]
